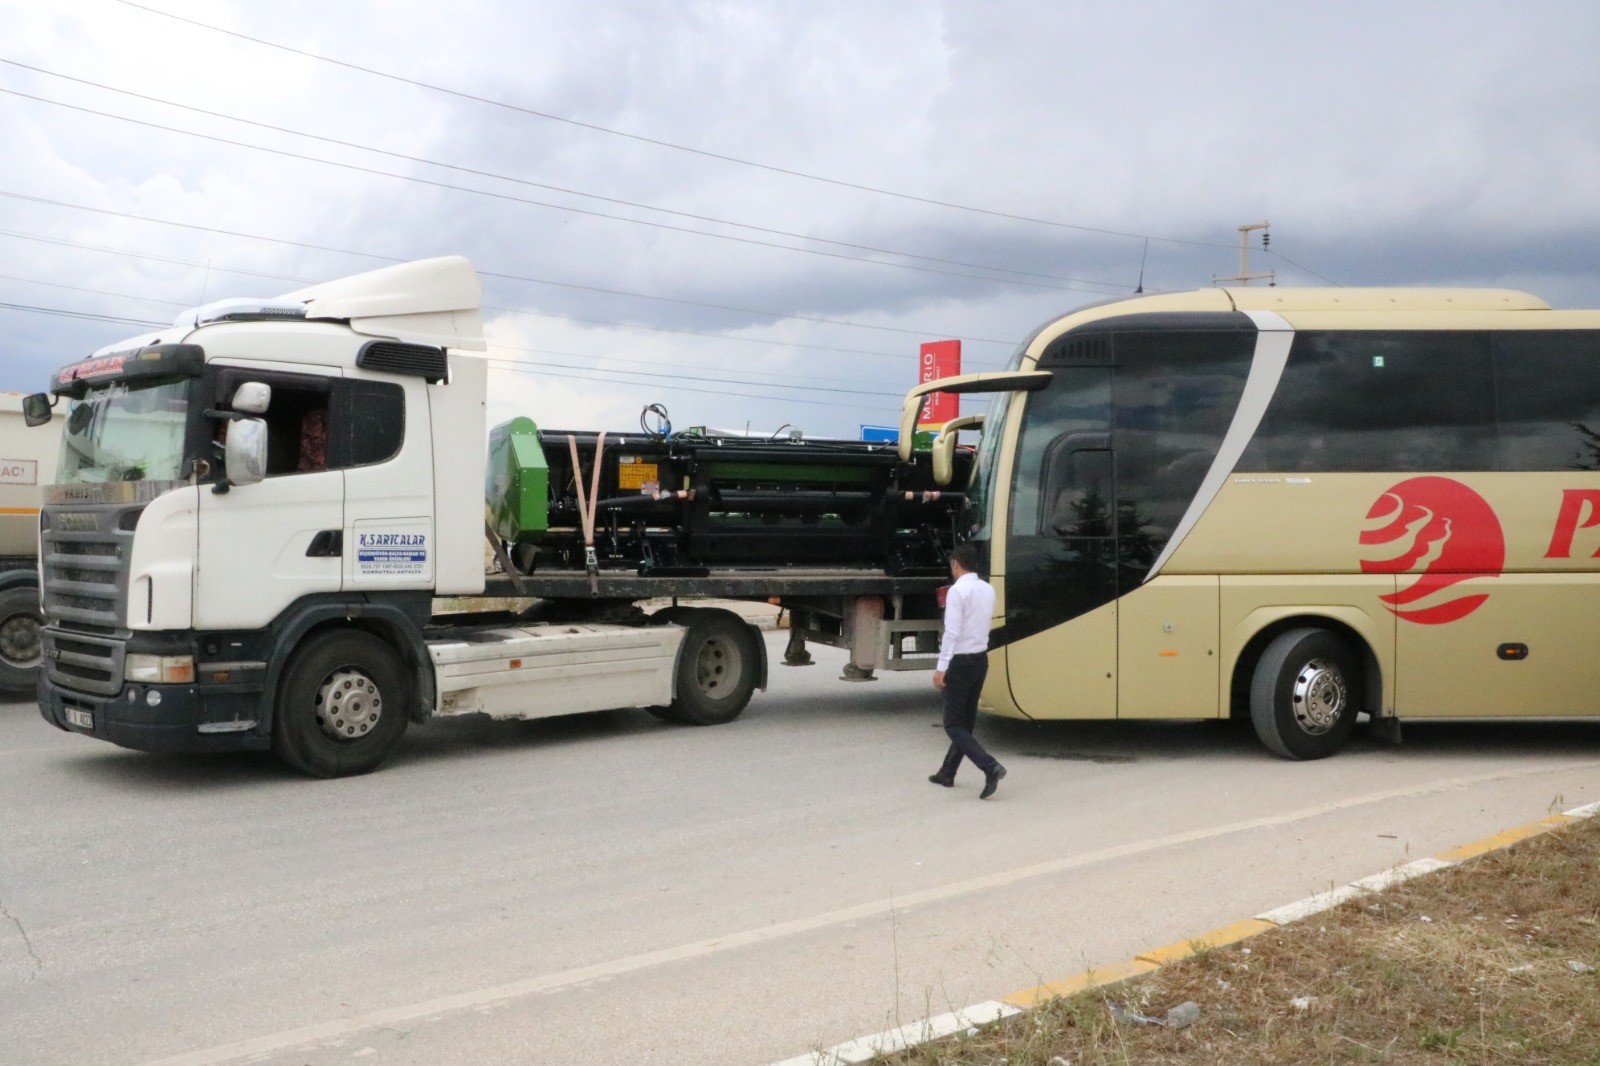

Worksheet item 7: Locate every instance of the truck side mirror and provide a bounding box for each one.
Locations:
[232,382,272,414]
[22,393,54,427]
[224,418,269,487]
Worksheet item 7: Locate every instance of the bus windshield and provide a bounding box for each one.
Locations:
[962,389,1013,540]
[58,378,190,485]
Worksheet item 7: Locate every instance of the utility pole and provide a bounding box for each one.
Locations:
[1214,221,1276,287]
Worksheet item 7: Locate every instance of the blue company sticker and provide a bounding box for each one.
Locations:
[357,531,428,571]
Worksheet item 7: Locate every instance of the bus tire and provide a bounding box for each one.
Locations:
[669,609,760,726]
[1249,627,1360,760]
[273,630,411,778]
[0,584,43,697]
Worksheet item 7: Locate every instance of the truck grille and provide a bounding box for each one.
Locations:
[43,629,124,695]
[41,506,136,695]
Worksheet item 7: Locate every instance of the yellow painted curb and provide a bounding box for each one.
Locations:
[1435,813,1572,862]
[1134,918,1275,966]
[1000,959,1160,1010]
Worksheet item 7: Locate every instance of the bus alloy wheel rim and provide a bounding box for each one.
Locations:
[314,668,383,741]
[1291,658,1346,735]
[0,614,39,667]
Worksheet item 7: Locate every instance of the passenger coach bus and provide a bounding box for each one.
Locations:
[901,287,1600,759]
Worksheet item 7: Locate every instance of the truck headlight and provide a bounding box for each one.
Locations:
[125,654,196,684]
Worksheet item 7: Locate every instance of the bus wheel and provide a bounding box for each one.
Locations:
[0,585,42,696]
[669,609,760,726]
[1249,628,1360,760]
[273,630,411,777]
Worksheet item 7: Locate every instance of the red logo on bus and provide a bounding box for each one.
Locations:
[1359,477,1503,625]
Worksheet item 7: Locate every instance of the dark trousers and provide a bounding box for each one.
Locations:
[938,653,1000,777]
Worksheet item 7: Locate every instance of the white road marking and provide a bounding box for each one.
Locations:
[771,1001,1022,1065]
[139,758,1600,1066]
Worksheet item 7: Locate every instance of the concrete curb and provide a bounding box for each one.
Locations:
[773,799,1600,1065]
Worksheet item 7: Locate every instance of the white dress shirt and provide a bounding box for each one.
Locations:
[937,571,995,671]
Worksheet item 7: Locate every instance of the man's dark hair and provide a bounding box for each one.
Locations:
[949,542,982,574]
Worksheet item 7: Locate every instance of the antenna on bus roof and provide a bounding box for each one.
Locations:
[1134,238,1149,294]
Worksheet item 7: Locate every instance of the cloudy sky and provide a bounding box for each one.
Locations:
[2,0,1598,438]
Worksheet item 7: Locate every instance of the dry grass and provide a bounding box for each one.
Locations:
[882,816,1600,1065]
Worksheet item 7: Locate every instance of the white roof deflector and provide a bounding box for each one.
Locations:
[279,255,486,351]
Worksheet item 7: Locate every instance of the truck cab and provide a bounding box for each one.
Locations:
[32,257,501,769]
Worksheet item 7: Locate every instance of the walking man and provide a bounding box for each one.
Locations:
[929,542,1006,799]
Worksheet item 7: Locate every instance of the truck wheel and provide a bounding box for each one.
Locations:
[273,630,411,778]
[0,584,43,697]
[669,609,760,726]
[1249,627,1360,761]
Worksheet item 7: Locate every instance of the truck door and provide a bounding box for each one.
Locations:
[195,366,344,631]
[341,375,434,591]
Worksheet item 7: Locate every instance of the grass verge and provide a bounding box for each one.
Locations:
[880,814,1600,1065]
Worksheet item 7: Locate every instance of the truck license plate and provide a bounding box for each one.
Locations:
[66,708,93,730]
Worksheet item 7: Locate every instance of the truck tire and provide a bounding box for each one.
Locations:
[272,630,411,778]
[0,583,43,697]
[1249,627,1361,761]
[668,609,760,726]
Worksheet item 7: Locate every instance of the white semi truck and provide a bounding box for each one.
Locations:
[0,392,62,695]
[26,257,952,776]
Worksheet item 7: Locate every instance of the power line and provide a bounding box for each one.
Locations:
[484,358,899,415]
[0,300,166,327]
[488,345,905,399]
[0,87,1124,296]
[0,272,194,309]
[107,0,1241,252]
[1264,248,1343,286]
[0,229,1011,369]
[0,57,1130,293]
[0,191,1026,343]
[0,263,988,399]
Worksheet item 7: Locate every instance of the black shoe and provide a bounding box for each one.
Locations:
[980,765,1006,799]
[928,773,954,787]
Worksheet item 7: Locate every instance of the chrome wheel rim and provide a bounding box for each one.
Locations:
[1291,658,1347,735]
[314,668,383,741]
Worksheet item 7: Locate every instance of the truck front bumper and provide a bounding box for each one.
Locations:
[39,675,271,753]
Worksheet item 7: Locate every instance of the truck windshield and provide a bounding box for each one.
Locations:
[57,378,190,485]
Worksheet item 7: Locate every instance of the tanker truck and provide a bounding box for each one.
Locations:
[0,392,62,696]
[24,257,966,776]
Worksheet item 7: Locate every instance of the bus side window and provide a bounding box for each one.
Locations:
[1039,433,1111,536]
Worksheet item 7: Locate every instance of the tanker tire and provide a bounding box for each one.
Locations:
[0,584,43,697]
[669,609,760,726]
[1249,627,1361,761]
[273,630,411,778]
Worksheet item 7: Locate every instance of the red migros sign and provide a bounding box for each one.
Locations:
[917,340,961,427]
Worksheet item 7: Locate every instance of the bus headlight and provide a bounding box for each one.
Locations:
[125,654,196,684]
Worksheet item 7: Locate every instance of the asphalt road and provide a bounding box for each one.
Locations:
[3,633,1598,1065]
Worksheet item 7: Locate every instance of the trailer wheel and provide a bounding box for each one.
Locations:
[273,630,411,777]
[1249,627,1360,761]
[0,584,43,696]
[669,609,760,726]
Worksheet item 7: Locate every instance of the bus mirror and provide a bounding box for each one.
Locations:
[232,381,272,414]
[224,418,268,487]
[931,414,986,485]
[22,393,53,427]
